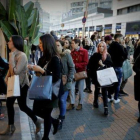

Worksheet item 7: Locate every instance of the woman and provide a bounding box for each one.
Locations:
[133,54,140,123]
[0,35,41,135]
[56,40,75,130]
[64,38,71,50]
[134,41,140,62]
[67,38,88,110]
[28,34,62,140]
[88,41,113,115]
[84,37,97,93]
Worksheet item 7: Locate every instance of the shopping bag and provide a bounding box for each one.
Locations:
[97,67,118,87]
[7,75,20,98]
[28,75,53,100]
[122,60,133,81]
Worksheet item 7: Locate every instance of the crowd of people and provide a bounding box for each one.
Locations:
[0,31,140,140]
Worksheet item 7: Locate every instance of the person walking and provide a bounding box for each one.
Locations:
[56,40,75,130]
[108,34,128,103]
[0,35,42,135]
[67,38,88,110]
[28,34,63,140]
[88,41,113,115]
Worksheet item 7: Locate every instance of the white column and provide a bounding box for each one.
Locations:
[102,25,105,36]
[121,22,126,36]
[112,23,116,34]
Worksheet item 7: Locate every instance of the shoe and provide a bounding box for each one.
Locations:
[57,116,65,130]
[138,117,140,123]
[113,99,120,104]
[0,125,16,135]
[119,90,129,96]
[108,97,114,102]
[0,114,5,120]
[104,107,108,116]
[52,119,61,135]
[93,102,99,108]
[84,88,92,93]
[66,104,75,111]
[84,88,88,92]
[76,104,82,110]
[35,118,42,134]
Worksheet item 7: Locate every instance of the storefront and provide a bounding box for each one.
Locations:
[104,24,112,36]
[89,26,94,37]
[85,27,89,37]
[79,28,83,37]
[126,21,140,39]
[116,23,121,34]
[96,26,102,37]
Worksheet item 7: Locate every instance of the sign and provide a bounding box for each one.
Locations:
[61,23,64,28]
[82,17,86,24]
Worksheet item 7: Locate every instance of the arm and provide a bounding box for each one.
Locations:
[9,53,27,75]
[75,50,88,70]
[119,44,128,60]
[66,54,75,81]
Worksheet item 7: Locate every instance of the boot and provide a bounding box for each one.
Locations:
[58,115,65,130]
[93,102,99,108]
[0,125,16,135]
[35,118,42,134]
[42,137,50,140]
[76,104,82,110]
[52,119,61,135]
[104,107,108,116]
[66,104,75,111]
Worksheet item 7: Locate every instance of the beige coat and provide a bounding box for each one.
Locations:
[5,50,29,87]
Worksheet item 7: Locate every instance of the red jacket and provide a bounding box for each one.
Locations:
[71,47,88,72]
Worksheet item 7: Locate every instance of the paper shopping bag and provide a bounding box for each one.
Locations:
[7,75,20,98]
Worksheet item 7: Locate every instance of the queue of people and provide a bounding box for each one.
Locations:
[0,30,140,140]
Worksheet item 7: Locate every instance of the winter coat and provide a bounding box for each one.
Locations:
[133,54,140,101]
[60,50,75,91]
[108,41,128,67]
[88,53,113,85]
[71,47,88,73]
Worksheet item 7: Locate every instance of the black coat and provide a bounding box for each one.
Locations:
[88,53,113,85]
[0,56,9,94]
[133,45,140,61]
[133,54,140,101]
[108,41,128,67]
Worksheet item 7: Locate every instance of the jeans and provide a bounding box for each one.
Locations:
[6,85,37,125]
[114,67,123,100]
[59,91,69,117]
[94,85,108,107]
[70,79,85,104]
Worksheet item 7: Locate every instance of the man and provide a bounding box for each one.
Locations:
[105,35,112,49]
[108,34,128,103]
[0,56,9,119]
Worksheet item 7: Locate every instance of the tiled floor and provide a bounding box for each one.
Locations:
[28,74,140,140]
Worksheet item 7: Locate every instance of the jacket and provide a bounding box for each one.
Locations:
[133,54,140,101]
[133,45,140,61]
[71,47,88,73]
[108,41,128,67]
[88,53,113,85]
[61,50,75,91]
[5,50,29,87]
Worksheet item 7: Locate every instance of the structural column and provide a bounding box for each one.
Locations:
[121,22,126,36]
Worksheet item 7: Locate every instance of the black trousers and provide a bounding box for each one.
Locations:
[85,76,92,90]
[94,85,108,107]
[0,100,2,115]
[6,85,37,125]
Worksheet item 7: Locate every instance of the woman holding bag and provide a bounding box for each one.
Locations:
[28,34,63,140]
[0,35,41,135]
[88,41,113,115]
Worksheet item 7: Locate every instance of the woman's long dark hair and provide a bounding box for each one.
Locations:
[11,35,24,52]
[40,34,59,61]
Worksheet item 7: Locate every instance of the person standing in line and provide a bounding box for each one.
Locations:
[88,41,113,115]
[67,38,88,110]
[56,40,75,130]
[108,34,128,103]
[104,35,112,50]
[28,34,63,140]
[0,35,42,135]
[83,37,97,93]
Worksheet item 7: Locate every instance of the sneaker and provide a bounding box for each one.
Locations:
[0,114,5,120]
[119,90,129,96]
[76,104,82,110]
[113,99,120,104]
[108,97,114,102]
[66,104,75,111]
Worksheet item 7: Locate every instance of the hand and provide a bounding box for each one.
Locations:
[32,65,42,72]
[98,60,105,67]
[28,65,34,70]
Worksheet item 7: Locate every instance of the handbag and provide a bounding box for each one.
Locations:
[96,67,118,87]
[74,71,87,81]
[7,75,20,98]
